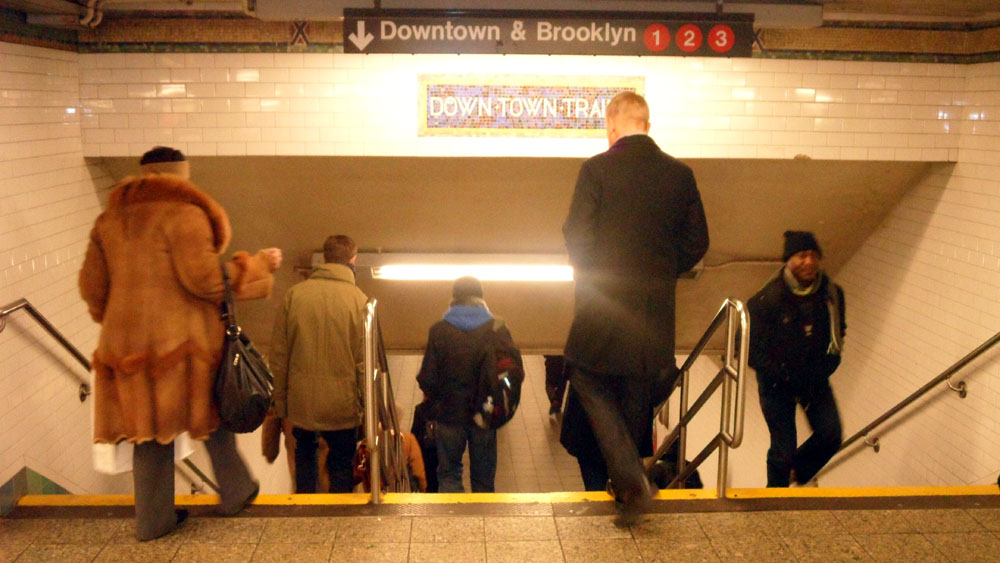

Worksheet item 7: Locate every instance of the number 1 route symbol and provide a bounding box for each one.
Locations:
[643,24,670,52]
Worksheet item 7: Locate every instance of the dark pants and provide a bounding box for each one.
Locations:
[292,426,358,493]
[435,420,497,493]
[578,457,610,491]
[544,355,569,413]
[758,378,843,487]
[570,367,651,501]
[133,428,257,541]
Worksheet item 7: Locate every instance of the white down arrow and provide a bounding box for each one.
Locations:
[349,21,375,51]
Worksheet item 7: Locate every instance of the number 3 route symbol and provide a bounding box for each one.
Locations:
[643,24,670,52]
[709,24,735,53]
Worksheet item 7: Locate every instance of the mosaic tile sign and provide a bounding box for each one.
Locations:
[418,75,645,137]
[345,10,753,57]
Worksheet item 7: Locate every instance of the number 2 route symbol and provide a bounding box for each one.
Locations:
[676,24,702,53]
[643,24,670,52]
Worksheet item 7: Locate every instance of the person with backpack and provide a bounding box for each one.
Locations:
[416,276,522,493]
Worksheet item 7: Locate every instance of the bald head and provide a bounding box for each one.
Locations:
[605,91,650,147]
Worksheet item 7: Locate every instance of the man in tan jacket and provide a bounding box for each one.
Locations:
[270,235,368,493]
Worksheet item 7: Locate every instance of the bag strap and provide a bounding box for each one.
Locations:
[220,263,240,335]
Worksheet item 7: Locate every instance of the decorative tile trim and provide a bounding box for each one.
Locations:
[0,7,77,51]
[77,42,344,53]
[1,10,999,63]
[758,49,1000,64]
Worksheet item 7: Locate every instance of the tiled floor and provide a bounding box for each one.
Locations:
[2,506,999,562]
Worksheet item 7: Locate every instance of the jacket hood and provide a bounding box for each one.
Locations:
[107,174,231,252]
[443,298,493,331]
[310,263,357,284]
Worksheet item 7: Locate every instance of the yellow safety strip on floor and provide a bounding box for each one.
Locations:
[16,485,996,508]
[725,485,998,499]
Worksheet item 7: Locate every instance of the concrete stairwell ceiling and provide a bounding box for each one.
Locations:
[98,156,933,351]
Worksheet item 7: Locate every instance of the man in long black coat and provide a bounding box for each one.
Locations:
[562,92,709,520]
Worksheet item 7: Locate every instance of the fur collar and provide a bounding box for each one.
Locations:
[108,174,231,252]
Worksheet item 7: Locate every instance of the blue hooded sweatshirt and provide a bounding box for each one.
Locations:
[443,300,493,331]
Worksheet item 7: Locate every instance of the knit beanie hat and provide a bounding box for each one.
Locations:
[139,146,190,178]
[782,230,822,261]
[452,276,484,300]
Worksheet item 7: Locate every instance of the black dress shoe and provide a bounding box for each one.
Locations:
[175,509,189,527]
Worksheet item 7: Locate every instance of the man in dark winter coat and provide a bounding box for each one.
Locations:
[562,92,710,518]
[417,276,515,493]
[748,231,845,487]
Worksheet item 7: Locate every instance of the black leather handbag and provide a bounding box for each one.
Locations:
[214,263,273,433]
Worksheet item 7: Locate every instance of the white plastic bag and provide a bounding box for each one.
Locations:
[90,394,195,474]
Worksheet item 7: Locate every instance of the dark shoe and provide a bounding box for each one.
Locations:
[138,509,189,542]
[221,482,259,516]
[612,478,656,528]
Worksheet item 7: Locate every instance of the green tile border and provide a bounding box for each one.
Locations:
[0,467,28,517]
[1,466,73,516]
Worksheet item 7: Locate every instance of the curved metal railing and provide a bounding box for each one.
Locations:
[363,298,412,502]
[646,298,749,498]
[1,298,219,494]
[1,299,91,402]
[817,329,999,478]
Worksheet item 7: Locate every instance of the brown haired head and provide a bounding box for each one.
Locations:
[323,235,358,265]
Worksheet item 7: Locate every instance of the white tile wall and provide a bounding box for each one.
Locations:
[4,39,1000,491]
[825,62,1000,487]
[75,53,968,160]
[0,41,128,494]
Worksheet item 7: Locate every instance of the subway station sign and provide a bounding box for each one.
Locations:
[344,10,753,57]
[418,75,645,137]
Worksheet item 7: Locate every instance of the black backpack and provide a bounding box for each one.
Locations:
[471,319,524,429]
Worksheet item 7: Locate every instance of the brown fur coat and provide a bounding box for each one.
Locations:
[79,174,275,445]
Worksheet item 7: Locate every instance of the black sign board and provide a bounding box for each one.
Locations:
[343,9,754,58]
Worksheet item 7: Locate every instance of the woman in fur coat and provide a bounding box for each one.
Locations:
[79,147,282,540]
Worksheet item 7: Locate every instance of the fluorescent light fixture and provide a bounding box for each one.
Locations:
[353,253,574,282]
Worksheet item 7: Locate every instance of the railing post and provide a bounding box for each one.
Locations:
[364,300,380,503]
[677,366,690,477]
[717,302,735,497]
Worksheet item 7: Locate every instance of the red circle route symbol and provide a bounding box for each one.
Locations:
[643,24,670,52]
[708,24,735,53]
[676,24,703,53]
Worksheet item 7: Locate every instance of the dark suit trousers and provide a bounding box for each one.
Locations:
[133,427,257,540]
[570,367,650,499]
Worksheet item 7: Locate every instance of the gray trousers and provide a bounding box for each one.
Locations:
[133,427,256,541]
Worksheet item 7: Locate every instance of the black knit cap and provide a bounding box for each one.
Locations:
[452,276,484,299]
[139,146,185,164]
[782,231,822,262]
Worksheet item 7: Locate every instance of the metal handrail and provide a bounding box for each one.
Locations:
[645,298,749,498]
[1,298,91,402]
[2,298,221,494]
[177,458,221,494]
[817,328,998,476]
[363,298,412,502]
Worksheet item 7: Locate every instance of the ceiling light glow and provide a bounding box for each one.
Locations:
[372,264,573,282]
